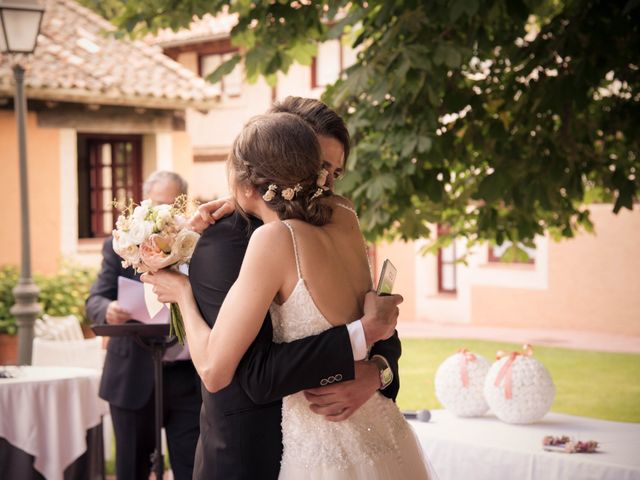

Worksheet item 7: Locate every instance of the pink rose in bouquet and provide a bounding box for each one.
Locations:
[139,234,181,272]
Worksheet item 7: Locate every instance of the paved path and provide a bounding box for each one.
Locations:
[397,322,640,354]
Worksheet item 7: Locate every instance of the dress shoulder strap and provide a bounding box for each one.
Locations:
[336,202,359,220]
[281,221,302,280]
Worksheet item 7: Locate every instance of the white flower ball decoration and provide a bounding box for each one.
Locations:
[484,347,555,424]
[435,349,491,417]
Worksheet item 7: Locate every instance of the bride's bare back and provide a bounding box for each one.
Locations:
[274,197,372,326]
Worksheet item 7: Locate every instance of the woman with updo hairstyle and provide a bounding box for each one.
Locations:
[144,112,434,480]
[228,112,332,227]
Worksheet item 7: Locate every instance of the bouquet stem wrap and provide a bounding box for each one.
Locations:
[170,303,186,345]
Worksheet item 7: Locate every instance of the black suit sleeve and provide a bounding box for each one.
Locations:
[189,214,356,405]
[369,332,402,401]
[86,239,121,326]
[237,316,355,404]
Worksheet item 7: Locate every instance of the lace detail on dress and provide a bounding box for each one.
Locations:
[269,221,426,476]
[270,283,412,472]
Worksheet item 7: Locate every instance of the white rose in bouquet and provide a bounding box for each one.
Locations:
[129,219,155,244]
[172,229,200,259]
[154,204,173,230]
[132,200,152,222]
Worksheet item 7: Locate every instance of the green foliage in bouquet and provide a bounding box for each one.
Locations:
[0,263,98,335]
[0,266,19,335]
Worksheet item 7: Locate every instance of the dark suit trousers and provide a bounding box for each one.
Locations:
[110,361,201,480]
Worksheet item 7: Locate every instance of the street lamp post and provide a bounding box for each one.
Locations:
[0,1,45,365]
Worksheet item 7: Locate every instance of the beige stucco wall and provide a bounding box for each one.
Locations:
[0,111,61,274]
[187,77,273,149]
[185,56,323,200]
[192,161,229,201]
[471,205,640,335]
[374,241,418,323]
[172,130,194,188]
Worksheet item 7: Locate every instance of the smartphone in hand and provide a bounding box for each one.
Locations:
[376,259,397,296]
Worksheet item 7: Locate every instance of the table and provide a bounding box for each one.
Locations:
[0,366,109,480]
[410,410,640,480]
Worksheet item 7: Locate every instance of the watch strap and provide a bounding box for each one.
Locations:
[371,354,393,390]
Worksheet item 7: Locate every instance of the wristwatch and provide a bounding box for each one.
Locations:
[371,355,393,390]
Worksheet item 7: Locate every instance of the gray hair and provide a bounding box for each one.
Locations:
[143,171,188,197]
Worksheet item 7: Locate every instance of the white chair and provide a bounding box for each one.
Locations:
[32,314,105,369]
[32,336,105,369]
[35,314,85,341]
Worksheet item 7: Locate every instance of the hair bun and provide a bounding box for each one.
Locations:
[229,112,334,226]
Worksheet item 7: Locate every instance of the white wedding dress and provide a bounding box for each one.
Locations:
[270,221,436,480]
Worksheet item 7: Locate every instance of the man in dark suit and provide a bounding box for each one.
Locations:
[188,98,403,479]
[86,171,201,480]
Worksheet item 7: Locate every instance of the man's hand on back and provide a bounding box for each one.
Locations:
[304,360,380,422]
[189,196,236,234]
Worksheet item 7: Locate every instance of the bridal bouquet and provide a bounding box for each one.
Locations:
[112,195,199,344]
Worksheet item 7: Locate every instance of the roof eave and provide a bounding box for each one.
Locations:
[151,32,231,49]
[0,86,219,111]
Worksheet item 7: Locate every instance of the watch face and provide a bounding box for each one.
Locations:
[381,367,393,388]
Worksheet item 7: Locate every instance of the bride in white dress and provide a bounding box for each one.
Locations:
[272,214,433,479]
[144,112,436,479]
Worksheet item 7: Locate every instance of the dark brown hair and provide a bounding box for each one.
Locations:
[268,96,350,164]
[229,112,332,226]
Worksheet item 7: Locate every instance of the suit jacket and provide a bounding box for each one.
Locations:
[189,213,401,479]
[86,239,155,409]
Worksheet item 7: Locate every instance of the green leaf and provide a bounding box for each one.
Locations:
[450,0,466,22]
[366,174,396,201]
[613,180,636,213]
[443,45,462,68]
[288,41,317,66]
[401,137,417,157]
[473,173,507,204]
[205,54,241,84]
[500,245,531,263]
[417,135,432,153]
[423,171,444,202]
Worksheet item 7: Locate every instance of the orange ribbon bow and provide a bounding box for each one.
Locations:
[457,348,477,388]
[494,344,534,399]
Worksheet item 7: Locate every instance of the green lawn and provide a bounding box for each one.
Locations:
[396,338,640,423]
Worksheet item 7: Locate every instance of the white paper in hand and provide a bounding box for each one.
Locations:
[143,281,165,319]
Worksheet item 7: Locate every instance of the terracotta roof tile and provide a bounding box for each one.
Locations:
[0,0,219,110]
[147,12,237,47]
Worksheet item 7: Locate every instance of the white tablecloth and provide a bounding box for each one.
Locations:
[411,410,640,480]
[0,366,108,480]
